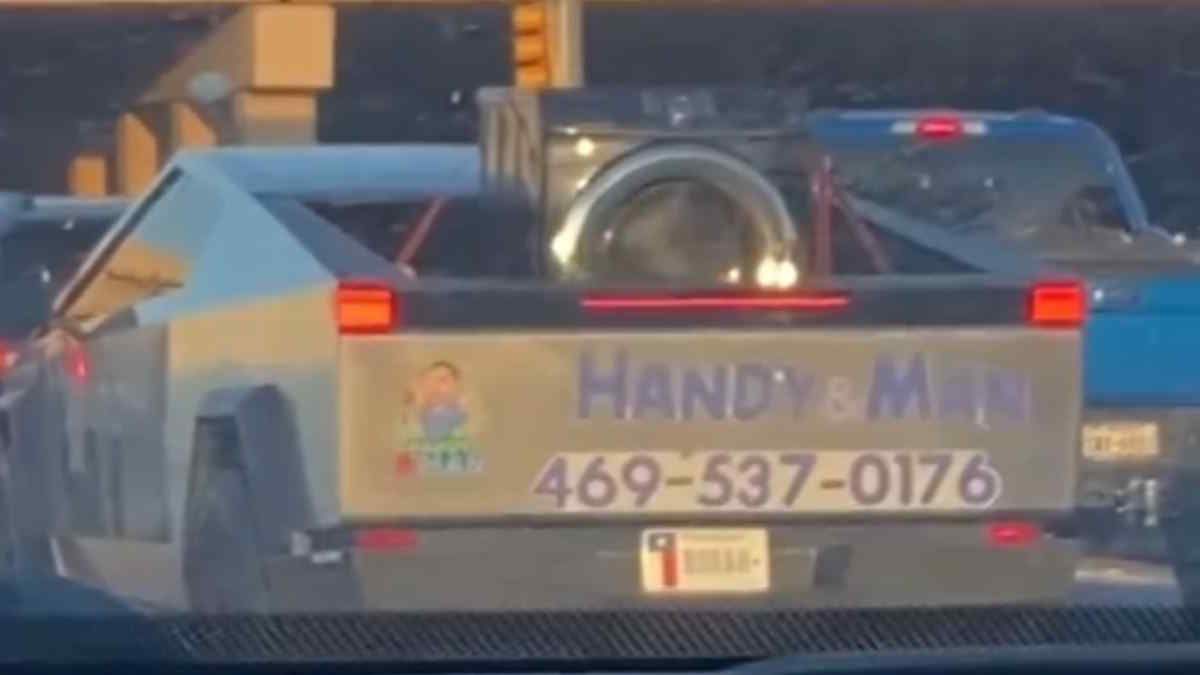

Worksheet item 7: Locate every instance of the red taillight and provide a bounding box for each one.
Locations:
[354,528,419,552]
[987,521,1042,548]
[336,281,397,335]
[0,341,14,378]
[63,337,89,384]
[581,292,850,313]
[1028,280,1086,328]
[915,115,965,140]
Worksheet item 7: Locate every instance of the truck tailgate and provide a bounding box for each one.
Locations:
[336,288,1081,521]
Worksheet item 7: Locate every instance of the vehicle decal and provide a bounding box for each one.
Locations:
[528,449,1002,513]
[575,349,1030,428]
[394,360,485,477]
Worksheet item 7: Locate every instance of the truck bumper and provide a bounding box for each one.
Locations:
[1076,406,1199,560]
[263,522,1078,612]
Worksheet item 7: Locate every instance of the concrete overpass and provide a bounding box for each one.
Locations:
[1,1,589,196]
[0,1,1195,196]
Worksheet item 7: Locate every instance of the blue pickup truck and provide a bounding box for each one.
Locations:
[808,109,1200,565]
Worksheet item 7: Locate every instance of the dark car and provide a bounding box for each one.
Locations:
[0,194,125,344]
[0,193,125,578]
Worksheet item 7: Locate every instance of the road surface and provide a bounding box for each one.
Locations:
[0,555,1177,614]
[1072,556,1181,605]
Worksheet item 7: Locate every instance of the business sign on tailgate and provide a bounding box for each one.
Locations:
[337,330,1078,519]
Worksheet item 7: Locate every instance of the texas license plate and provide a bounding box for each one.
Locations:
[1082,422,1160,461]
[640,528,769,594]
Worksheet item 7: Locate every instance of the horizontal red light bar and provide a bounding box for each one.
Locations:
[581,293,851,312]
[1028,280,1086,328]
[916,115,964,140]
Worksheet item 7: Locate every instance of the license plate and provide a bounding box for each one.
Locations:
[1082,422,1160,461]
[529,450,1001,513]
[640,528,769,594]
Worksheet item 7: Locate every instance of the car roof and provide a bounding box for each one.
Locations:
[808,108,1081,123]
[804,108,1097,139]
[0,194,129,235]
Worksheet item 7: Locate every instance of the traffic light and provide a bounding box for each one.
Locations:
[512,0,552,89]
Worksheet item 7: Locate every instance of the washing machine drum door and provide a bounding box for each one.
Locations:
[556,143,804,286]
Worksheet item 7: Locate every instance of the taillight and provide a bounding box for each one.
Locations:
[63,337,90,384]
[0,341,14,378]
[581,292,850,313]
[336,281,397,335]
[1028,280,1086,328]
[987,521,1042,548]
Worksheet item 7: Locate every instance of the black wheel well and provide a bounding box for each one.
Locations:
[186,386,314,556]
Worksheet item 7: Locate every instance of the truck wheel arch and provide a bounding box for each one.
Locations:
[189,385,314,556]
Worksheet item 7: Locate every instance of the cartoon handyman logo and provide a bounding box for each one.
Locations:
[395,361,485,477]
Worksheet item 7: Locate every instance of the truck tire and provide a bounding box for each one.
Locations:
[1164,467,1200,605]
[0,428,55,585]
[183,463,270,613]
[0,448,19,589]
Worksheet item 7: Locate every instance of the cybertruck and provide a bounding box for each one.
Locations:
[1,88,1083,613]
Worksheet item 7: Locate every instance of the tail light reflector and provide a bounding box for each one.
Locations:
[1028,280,1086,328]
[336,281,397,335]
[581,292,850,313]
[354,528,420,552]
[987,521,1042,548]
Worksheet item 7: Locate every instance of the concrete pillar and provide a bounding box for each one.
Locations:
[230,92,318,145]
[167,101,217,151]
[96,3,335,184]
[114,111,160,197]
[549,0,584,87]
[67,152,108,197]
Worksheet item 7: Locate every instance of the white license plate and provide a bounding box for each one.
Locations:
[530,449,1000,513]
[1082,422,1160,461]
[640,528,769,594]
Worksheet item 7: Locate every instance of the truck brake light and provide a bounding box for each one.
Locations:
[1028,280,1086,328]
[581,292,850,313]
[336,281,397,335]
[892,115,987,140]
[915,115,964,139]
